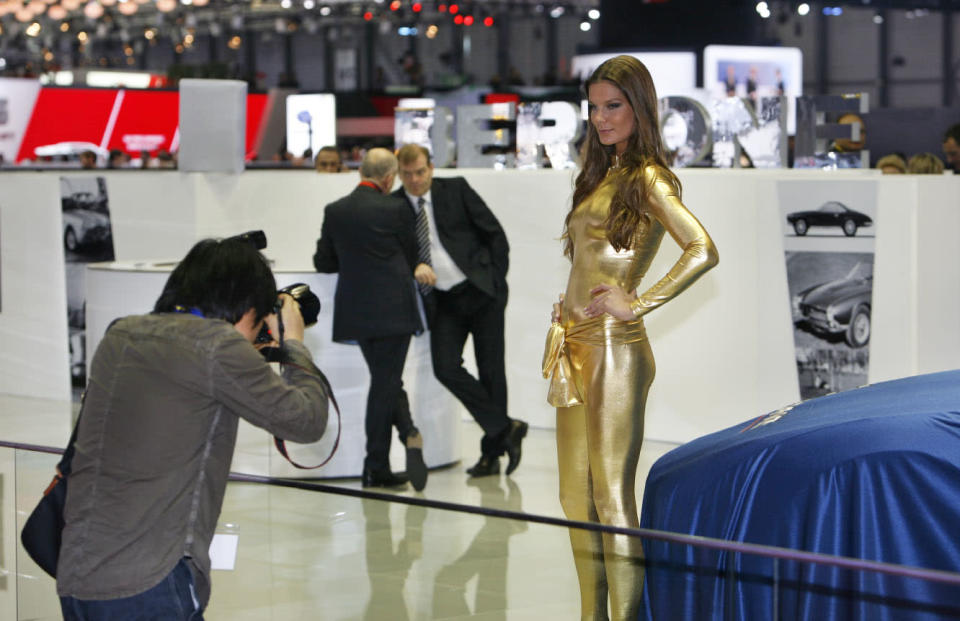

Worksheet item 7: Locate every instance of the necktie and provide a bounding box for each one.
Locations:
[415,197,433,295]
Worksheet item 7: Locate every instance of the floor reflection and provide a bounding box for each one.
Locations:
[432,477,525,620]
[362,499,426,620]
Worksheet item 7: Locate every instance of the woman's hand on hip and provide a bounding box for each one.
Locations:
[585,284,636,321]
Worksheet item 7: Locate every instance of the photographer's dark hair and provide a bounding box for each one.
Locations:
[154,238,277,324]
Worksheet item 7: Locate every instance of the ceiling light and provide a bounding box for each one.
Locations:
[579,20,590,31]
[549,5,564,18]
[588,8,599,20]
[797,3,809,16]
[320,5,331,15]
[26,21,41,36]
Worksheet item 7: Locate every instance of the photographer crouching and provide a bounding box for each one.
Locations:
[56,237,329,620]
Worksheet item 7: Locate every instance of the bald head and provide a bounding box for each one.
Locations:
[360,148,398,184]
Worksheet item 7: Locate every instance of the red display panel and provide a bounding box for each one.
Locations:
[106,89,179,154]
[245,93,268,160]
[484,93,520,105]
[16,88,120,161]
[16,87,269,162]
[369,95,402,117]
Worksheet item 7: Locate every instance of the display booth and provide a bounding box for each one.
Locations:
[1,167,957,476]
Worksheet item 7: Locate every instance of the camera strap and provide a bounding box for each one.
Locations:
[273,360,342,470]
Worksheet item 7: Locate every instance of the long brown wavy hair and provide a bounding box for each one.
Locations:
[563,55,681,258]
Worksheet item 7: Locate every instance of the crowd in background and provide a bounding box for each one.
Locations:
[873,122,960,175]
[3,122,959,174]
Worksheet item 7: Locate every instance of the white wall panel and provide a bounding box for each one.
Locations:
[0,174,71,401]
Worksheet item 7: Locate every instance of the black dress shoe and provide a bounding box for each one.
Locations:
[362,468,409,489]
[501,420,529,475]
[404,432,428,492]
[466,453,500,478]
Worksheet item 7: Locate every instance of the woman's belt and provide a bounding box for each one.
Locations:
[542,316,647,407]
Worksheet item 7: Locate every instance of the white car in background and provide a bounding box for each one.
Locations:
[34,141,108,166]
[62,201,111,251]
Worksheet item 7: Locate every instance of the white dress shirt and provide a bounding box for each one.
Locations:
[405,189,467,291]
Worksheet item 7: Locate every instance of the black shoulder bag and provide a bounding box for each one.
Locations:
[20,397,82,578]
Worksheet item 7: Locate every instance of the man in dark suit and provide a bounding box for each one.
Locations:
[395,143,527,478]
[313,148,427,490]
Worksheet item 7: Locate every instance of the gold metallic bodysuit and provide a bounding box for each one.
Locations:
[557,165,718,620]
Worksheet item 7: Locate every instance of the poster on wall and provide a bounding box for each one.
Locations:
[61,176,115,386]
[703,45,802,134]
[285,93,336,161]
[778,180,877,400]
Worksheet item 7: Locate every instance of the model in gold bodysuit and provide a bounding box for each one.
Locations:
[553,56,718,620]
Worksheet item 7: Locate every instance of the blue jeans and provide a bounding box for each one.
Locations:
[60,559,204,621]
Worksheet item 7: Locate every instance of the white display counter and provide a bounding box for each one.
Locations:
[2,168,958,455]
[84,262,464,478]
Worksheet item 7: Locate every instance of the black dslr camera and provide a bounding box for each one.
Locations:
[256,282,321,344]
[223,231,321,344]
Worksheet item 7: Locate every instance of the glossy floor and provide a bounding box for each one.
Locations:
[4,393,677,620]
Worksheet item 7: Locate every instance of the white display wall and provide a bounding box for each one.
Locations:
[1,168,957,446]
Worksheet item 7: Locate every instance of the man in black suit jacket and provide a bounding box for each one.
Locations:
[313,148,427,490]
[395,144,527,478]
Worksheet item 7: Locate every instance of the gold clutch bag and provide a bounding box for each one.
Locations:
[542,322,583,407]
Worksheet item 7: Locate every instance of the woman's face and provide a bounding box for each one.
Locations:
[588,80,636,155]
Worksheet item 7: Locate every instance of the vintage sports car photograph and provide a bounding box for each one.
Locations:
[793,261,872,348]
[786,200,873,237]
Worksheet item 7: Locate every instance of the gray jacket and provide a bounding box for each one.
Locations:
[56,313,329,606]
